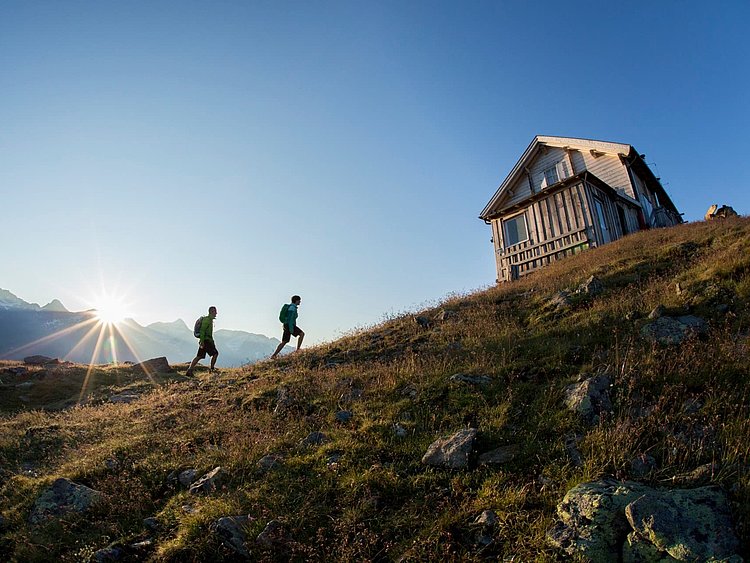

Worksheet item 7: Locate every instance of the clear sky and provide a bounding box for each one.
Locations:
[2,1,748,344]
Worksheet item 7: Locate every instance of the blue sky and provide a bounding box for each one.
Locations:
[1,1,748,344]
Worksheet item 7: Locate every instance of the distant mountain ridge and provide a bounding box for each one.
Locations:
[0,288,281,366]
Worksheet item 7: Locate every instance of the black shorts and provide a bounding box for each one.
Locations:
[196,340,219,359]
[281,325,302,343]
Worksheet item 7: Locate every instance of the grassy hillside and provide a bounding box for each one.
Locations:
[1,218,749,561]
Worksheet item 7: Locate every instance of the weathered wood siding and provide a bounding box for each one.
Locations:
[503,146,575,208]
[578,151,635,198]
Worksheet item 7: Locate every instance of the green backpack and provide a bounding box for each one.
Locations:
[279,303,291,324]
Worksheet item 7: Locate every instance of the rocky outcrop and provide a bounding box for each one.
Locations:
[29,478,103,524]
[188,467,226,495]
[449,373,492,386]
[478,444,519,466]
[212,515,252,559]
[421,428,477,469]
[23,355,58,366]
[547,479,741,562]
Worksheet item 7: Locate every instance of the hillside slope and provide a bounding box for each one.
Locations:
[1,218,749,561]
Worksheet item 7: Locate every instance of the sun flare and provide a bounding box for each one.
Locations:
[93,293,130,326]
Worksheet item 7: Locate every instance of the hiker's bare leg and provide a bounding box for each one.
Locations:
[296,330,305,351]
[187,356,201,373]
[210,353,218,370]
[271,340,288,359]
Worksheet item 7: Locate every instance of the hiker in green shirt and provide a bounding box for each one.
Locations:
[271,295,304,358]
[186,306,219,375]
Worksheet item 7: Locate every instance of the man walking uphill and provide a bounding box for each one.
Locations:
[271,295,304,359]
[186,306,219,376]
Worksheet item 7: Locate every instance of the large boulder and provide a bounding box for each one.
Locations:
[564,375,612,424]
[23,355,58,366]
[421,428,477,470]
[547,479,742,562]
[131,357,172,374]
[29,478,103,524]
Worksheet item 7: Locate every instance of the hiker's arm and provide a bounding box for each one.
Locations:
[199,319,208,345]
[287,306,296,332]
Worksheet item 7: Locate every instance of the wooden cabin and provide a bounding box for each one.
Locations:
[479,136,682,282]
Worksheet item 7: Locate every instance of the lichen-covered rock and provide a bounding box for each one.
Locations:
[625,486,741,561]
[641,316,708,345]
[299,431,327,447]
[29,478,103,524]
[577,275,604,297]
[564,375,612,424]
[478,444,519,466]
[421,428,477,470]
[548,479,743,562]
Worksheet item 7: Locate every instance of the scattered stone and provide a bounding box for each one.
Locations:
[648,305,666,319]
[478,444,519,466]
[109,391,141,404]
[104,458,119,470]
[705,204,738,220]
[393,423,408,438]
[630,453,657,478]
[181,504,196,514]
[421,428,477,470]
[641,315,708,345]
[414,315,432,330]
[671,462,719,487]
[273,386,294,415]
[258,454,284,472]
[143,517,160,532]
[682,397,703,414]
[178,469,198,487]
[188,467,226,495]
[474,509,499,528]
[577,275,604,297]
[449,373,492,386]
[624,310,641,321]
[131,356,172,374]
[547,479,742,562]
[675,282,683,295]
[23,355,57,366]
[547,290,572,312]
[299,431,327,447]
[4,366,28,375]
[435,309,456,322]
[716,303,730,315]
[28,478,103,524]
[400,384,418,399]
[335,410,353,424]
[256,519,288,550]
[563,375,612,424]
[91,545,125,562]
[213,515,252,559]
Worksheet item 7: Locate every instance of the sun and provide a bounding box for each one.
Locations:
[93,293,130,326]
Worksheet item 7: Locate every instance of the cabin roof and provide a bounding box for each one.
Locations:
[478,135,676,221]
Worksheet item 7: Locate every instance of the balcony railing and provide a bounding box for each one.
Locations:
[498,227,593,281]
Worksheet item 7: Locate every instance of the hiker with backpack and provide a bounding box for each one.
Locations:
[270,295,304,359]
[186,306,219,376]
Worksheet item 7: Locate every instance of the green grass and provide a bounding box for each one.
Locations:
[1,217,749,561]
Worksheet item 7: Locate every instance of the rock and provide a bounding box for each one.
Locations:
[299,431,326,447]
[648,305,666,319]
[641,315,708,345]
[28,478,103,524]
[213,515,252,559]
[672,462,719,487]
[449,373,492,385]
[547,290,572,312]
[577,275,604,297]
[625,486,740,561]
[258,454,283,472]
[564,375,612,424]
[143,517,160,532]
[188,467,226,495]
[273,386,294,415]
[23,355,57,365]
[435,309,456,322]
[474,509,499,528]
[547,479,742,562]
[109,391,140,404]
[414,315,432,330]
[178,469,197,487]
[393,423,408,438]
[624,311,641,321]
[565,434,584,467]
[478,444,519,466]
[91,545,125,562]
[630,453,658,478]
[4,366,28,375]
[335,410,353,424]
[421,428,477,470]
[705,204,738,220]
[256,519,288,550]
[131,357,172,374]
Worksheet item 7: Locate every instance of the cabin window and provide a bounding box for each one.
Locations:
[503,213,529,247]
[541,160,570,189]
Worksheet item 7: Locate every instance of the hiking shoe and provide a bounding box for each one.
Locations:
[185,369,193,377]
